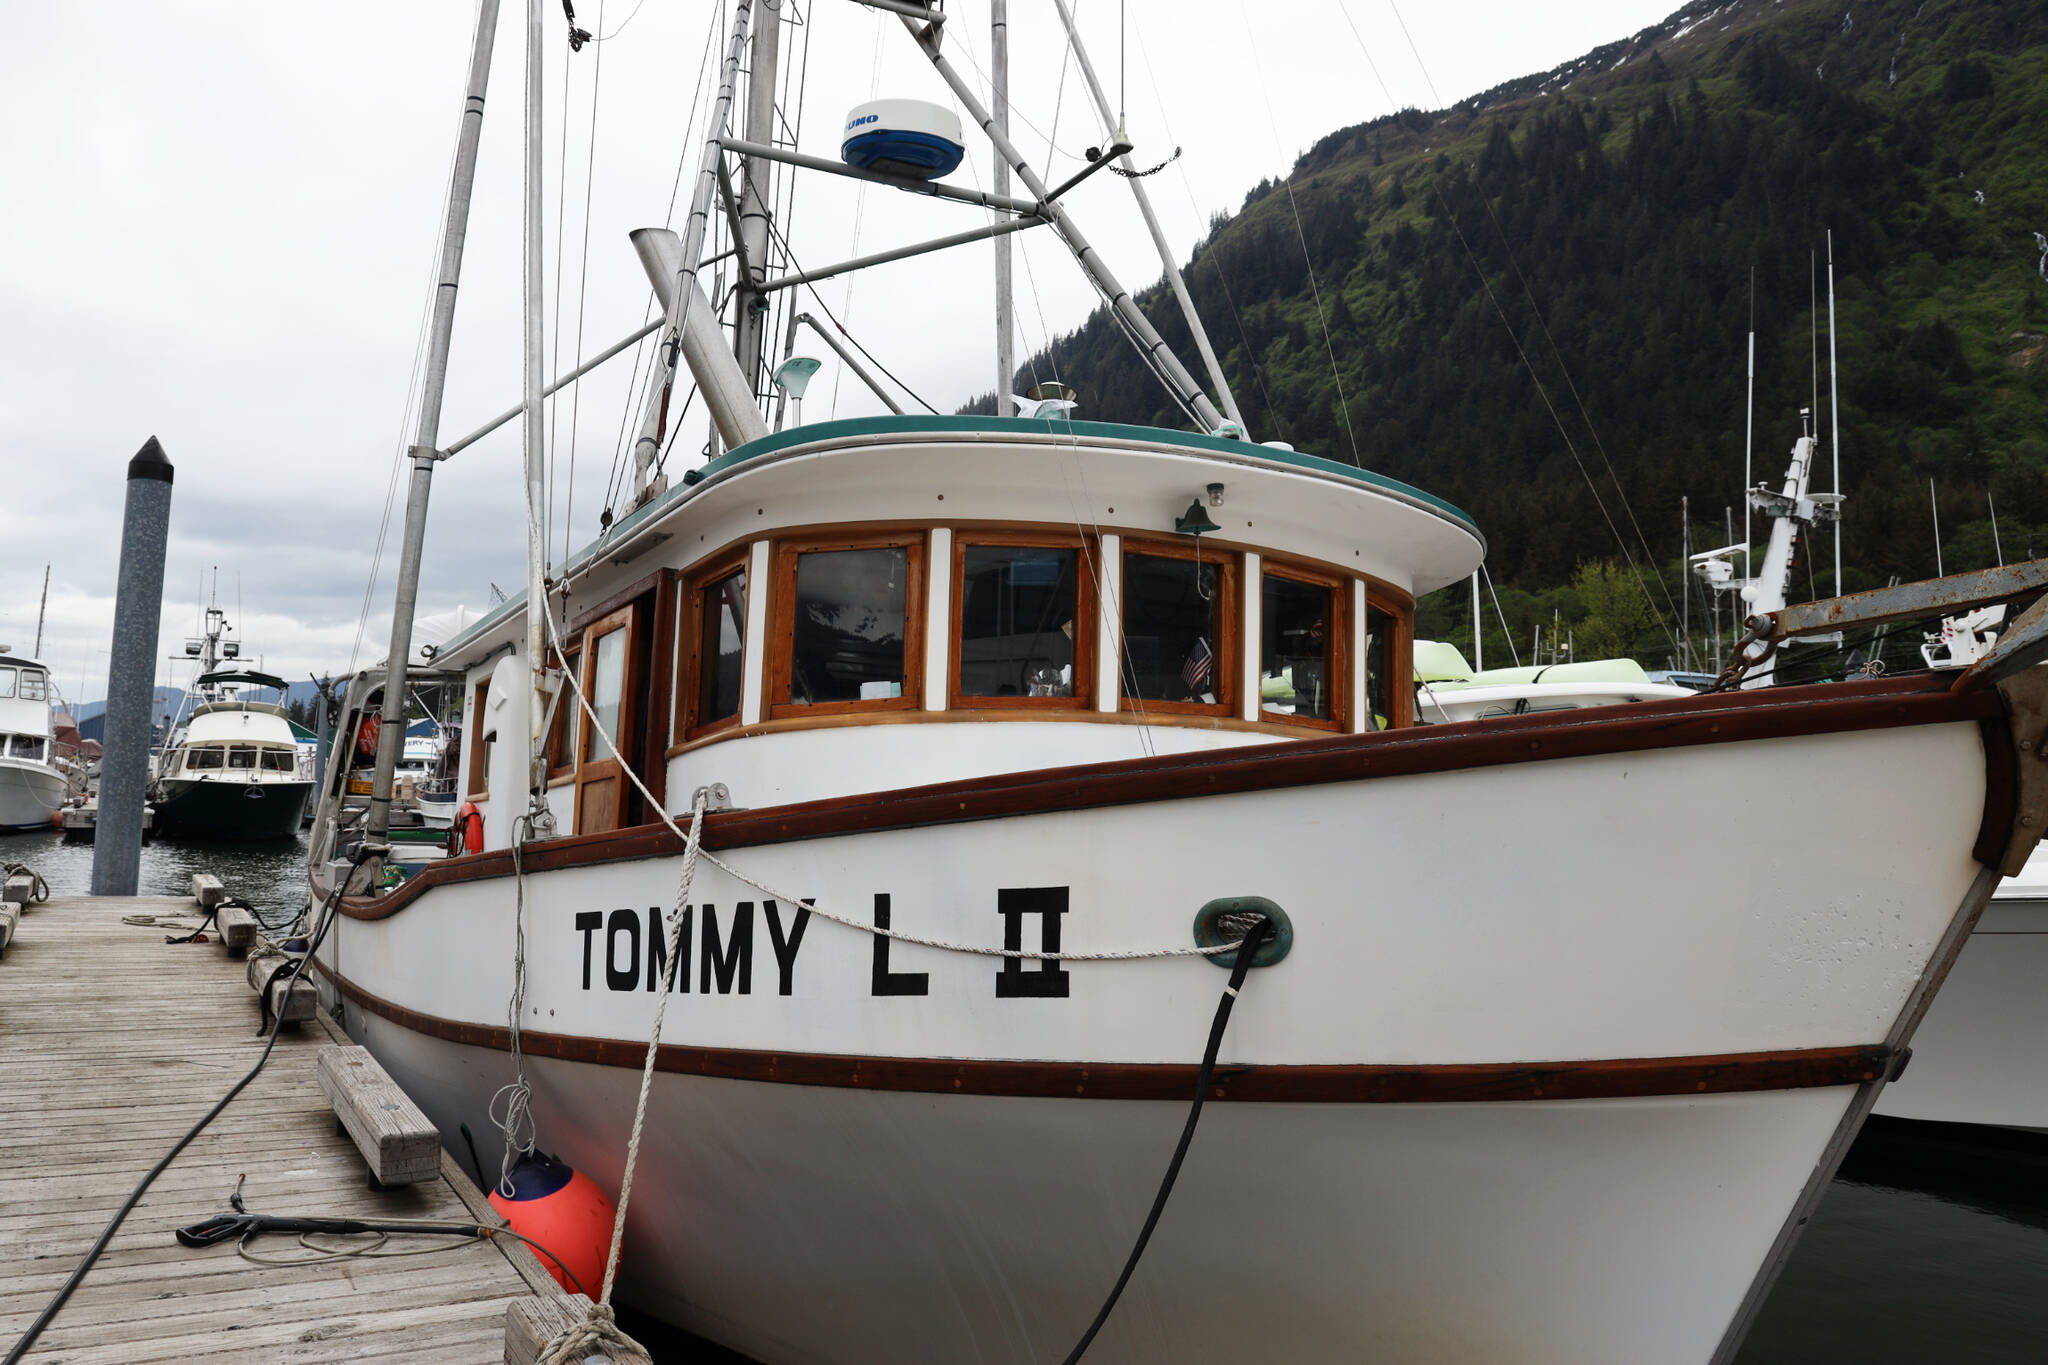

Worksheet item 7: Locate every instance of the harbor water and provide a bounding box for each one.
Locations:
[6,828,2043,1362]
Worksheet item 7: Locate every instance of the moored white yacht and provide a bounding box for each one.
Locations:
[0,650,72,831]
[152,606,312,839]
[304,4,2048,1362]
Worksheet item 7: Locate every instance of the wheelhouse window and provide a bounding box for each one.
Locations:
[1261,569,1342,728]
[680,561,747,737]
[261,749,295,773]
[8,735,44,761]
[1365,604,1393,731]
[17,670,45,701]
[1121,544,1233,712]
[0,669,14,699]
[956,540,1089,705]
[772,537,922,716]
[188,747,225,771]
[584,627,629,763]
[228,747,258,770]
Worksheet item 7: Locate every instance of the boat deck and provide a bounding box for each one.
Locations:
[0,895,561,1362]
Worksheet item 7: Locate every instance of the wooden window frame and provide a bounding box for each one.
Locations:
[1362,590,1415,731]
[465,675,491,798]
[576,605,641,769]
[768,532,927,721]
[676,549,752,742]
[1256,560,1348,733]
[543,644,581,786]
[1116,537,1239,718]
[949,531,1096,713]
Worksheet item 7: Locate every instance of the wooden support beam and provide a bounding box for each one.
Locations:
[3,873,35,905]
[317,1045,440,1187]
[505,1295,654,1365]
[246,951,315,1027]
[0,902,18,956]
[190,872,226,909]
[214,905,258,957]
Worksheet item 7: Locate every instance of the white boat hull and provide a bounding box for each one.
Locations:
[318,715,1996,1363]
[0,758,66,831]
[1874,878,2048,1133]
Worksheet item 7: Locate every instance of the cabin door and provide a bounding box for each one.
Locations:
[573,604,642,835]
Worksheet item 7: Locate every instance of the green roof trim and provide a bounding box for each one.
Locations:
[689,415,1479,530]
[440,416,1479,660]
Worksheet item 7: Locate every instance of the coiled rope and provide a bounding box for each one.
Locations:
[2,862,50,904]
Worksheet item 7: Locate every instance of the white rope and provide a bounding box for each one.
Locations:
[536,787,711,1365]
[537,592,1241,962]
[490,815,540,1195]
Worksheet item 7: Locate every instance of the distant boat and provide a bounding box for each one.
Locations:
[151,601,312,839]
[0,650,73,831]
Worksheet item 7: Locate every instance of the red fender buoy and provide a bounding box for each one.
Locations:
[354,713,382,760]
[449,801,484,856]
[488,1152,616,1296]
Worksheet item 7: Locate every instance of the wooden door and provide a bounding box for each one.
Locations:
[574,604,641,835]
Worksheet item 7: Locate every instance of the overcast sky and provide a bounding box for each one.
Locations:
[2,0,1680,709]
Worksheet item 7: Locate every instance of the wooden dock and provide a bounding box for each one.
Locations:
[0,895,566,1362]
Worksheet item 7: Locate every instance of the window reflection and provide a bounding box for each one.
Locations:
[188,747,224,771]
[1122,551,1224,706]
[18,671,45,701]
[261,749,295,772]
[789,546,908,705]
[1366,604,1392,731]
[959,546,1077,698]
[229,747,257,770]
[587,628,627,758]
[697,569,747,725]
[1262,575,1334,721]
[0,669,14,700]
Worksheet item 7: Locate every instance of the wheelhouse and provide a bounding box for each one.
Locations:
[356,416,1482,854]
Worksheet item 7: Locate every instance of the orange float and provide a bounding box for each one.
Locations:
[487,1152,616,1296]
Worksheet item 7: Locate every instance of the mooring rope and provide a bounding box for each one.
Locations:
[2,862,51,904]
[535,787,712,1365]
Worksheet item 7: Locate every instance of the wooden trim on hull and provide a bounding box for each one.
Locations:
[340,673,2005,921]
[324,966,1894,1104]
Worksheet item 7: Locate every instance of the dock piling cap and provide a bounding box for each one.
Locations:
[127,436,174,484]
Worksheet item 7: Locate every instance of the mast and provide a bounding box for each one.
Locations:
[1743,279,1755,592]
[1825,230,1842,594]
[628,2,766,499]
[992,0,1014,418]
[1048,0,1244,434]
[1470,570,1482,670]
[521,0,548,801]
[1681,496,1690,670]
[899,14,1227,434]
[365,0,502,846]
[731,0,783,393]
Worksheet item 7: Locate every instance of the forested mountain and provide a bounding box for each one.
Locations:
[990,0,2048,665]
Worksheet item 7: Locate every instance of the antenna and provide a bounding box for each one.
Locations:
[1681,497,1690,670]
[1990,491,2004,567]
[33,563,49,658]
[1929,478,1943,577]
[1826,230,1842,593]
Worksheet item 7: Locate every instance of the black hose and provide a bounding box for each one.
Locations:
[1,850,369,1365]
[1060,917,1275,1364]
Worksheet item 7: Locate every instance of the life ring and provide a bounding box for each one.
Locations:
[355,713,382,760]
[449,802,484,857]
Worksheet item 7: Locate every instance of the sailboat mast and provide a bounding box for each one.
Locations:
[521,0,548,788]
[731,0,783,393]
[364,0,502,845]
[1826,230,1842,594]
[1048,0,1244,433]
[992,0,1014,418]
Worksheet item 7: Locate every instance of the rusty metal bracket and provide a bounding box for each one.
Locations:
[1992,666,2048,876]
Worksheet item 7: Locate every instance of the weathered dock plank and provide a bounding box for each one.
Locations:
[0,894,563,1364]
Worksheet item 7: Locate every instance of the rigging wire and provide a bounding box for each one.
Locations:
[560,0,607,565]
[1238,0,1362,466]
[758,211,941,414]
[1332,0,1680,654]
[829,5,886,420]
[1128,13,1286,443]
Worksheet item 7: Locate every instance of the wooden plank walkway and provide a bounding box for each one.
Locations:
[0,895,561,1363]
